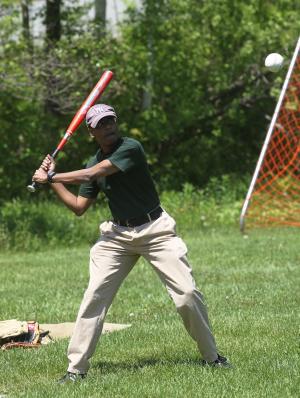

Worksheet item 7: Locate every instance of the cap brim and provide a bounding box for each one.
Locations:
[88,112,117,128]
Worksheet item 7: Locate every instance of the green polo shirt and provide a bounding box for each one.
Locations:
[78,137,160,220]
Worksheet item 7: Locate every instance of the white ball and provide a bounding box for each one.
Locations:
[264,53,284,72]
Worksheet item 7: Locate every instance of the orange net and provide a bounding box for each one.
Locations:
[242,48,300,230]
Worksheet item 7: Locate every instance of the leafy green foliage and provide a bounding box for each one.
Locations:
[0,0,299,201]
[0,197,110,251]
[0,177,248,251]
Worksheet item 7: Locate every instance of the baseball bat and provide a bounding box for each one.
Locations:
[27,70,114,193]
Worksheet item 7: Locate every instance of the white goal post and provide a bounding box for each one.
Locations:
[240,35,300,232]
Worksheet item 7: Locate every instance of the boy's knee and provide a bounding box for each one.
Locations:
[174,287,205,309]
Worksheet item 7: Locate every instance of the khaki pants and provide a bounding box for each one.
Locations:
[67,211,218,373]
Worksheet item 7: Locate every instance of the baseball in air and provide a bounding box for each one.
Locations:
[264,53,284,72]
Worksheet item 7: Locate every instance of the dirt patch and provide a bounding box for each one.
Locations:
[40,322,131,340]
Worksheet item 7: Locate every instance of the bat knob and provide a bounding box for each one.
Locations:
[27,182,37,193]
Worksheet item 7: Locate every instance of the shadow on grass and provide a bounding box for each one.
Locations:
[94,356,205,374]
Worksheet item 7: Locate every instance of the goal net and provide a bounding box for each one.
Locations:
[240,36,300,232]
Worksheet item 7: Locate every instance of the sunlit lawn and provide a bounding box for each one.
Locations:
[0,227,299,397]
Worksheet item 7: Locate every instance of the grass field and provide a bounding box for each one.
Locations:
[0,227,299,397]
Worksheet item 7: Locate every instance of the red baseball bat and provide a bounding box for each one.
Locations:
[27,70,114,192]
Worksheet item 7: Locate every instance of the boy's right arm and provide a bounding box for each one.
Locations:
[39,154,95,216]
[50,183,94,216]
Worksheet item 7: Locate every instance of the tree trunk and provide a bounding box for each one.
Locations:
[44,0,61,114]
[142,0,154,110]
[21,0,33,52]
[95,0,106,36]
[45,0,61,44]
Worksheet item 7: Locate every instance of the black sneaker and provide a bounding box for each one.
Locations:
[57,372,86,384]
[202,354,232,368]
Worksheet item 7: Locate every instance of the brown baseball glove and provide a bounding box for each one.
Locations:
[1,321,49,350]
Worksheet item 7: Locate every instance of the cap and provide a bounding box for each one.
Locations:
[86,104,117,128]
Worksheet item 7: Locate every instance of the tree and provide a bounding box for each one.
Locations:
[45,0,61,45]
[21,0,33,52]
[117,0,300,188]
[0,0,299,201]
[95,0,106,23]
[95,0,106,36]
[44,0,62,114]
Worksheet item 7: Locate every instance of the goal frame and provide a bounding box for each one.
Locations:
[240,35,300,233]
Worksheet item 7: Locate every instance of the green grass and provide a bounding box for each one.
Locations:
[0,227,299,397]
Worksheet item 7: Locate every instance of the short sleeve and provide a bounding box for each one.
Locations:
[78,155,100,198]
[108,140,144,172]
[78,180,100,199]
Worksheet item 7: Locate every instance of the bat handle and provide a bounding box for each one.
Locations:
[27,181,39,193]
[27,150,59,193]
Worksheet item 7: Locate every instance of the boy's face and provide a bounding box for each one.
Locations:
[88,116,119,147]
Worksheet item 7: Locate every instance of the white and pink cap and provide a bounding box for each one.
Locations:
[86,104,117,128]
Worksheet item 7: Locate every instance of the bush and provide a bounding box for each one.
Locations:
[0,199,110,251]
[0,177,247,251]
[161,177,246,232]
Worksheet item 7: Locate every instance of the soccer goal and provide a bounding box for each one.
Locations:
[240,36,300,233]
